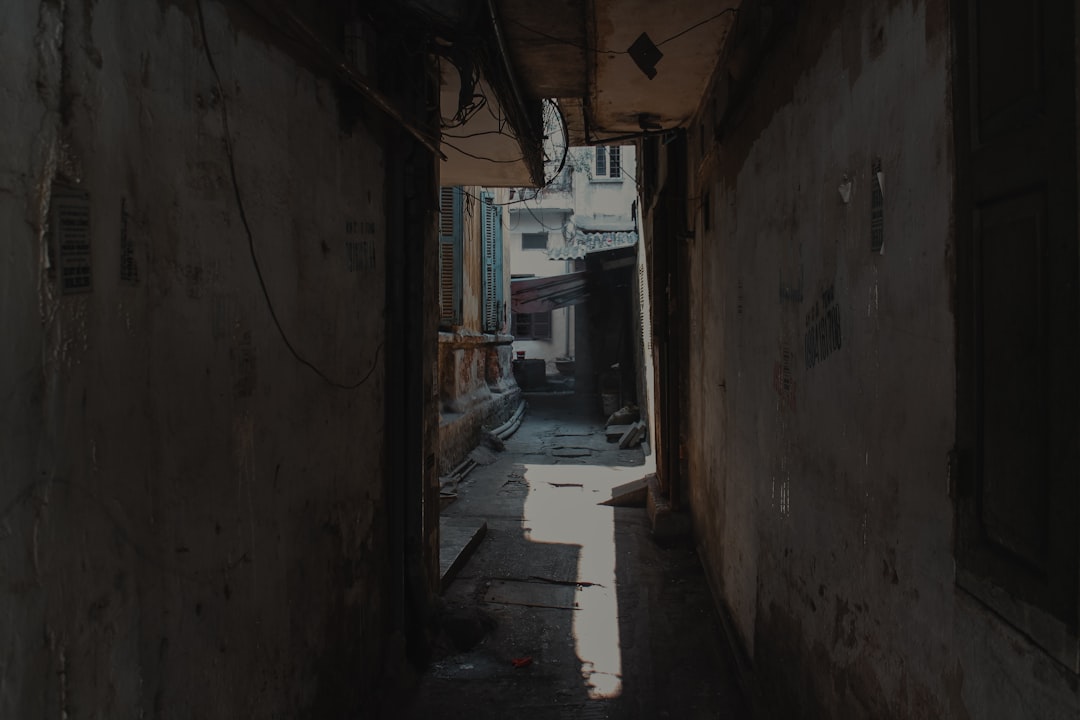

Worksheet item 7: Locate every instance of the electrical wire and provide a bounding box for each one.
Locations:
[445,100,569,215]
[443,128,518,140]
[656,8,739,46]
[506,8,739,55]
[505,19,627,55]
[435,51,490,129]
[442,139,525,163]
[522,200,569,234]
[195,0,382,391]
[244,0,444,158]
[616,157,643,193]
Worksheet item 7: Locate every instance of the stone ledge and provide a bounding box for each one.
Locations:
[439,517,487,591]
[438,331,514,347]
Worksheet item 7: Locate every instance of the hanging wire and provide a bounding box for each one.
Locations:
[195,0,381,390]
[442,139,525,163]
[655,9,739,46]
[506,8,738,55]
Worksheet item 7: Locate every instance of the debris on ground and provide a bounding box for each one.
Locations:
[481,430,505,452]
[605,424,633,442]
[618,421,647,449]
[605,404,640,426]
[468,445,497,465]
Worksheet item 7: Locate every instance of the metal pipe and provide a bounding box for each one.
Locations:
[246,0,446,159]
[485,0,536,142]
[491,399,527,439]
[565,259,572,358]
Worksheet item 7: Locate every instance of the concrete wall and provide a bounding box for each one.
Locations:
[507,207,574,366]
[676,0,1080,717]
[1,1,404,715]
[567,145,637,219]
[507,147,639,368]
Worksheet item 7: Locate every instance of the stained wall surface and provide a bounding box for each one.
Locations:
[1,1,398,715]
[675,0,1080,717]
[437,186,520,473]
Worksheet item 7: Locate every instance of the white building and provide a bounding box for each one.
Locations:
[508,144,639,382]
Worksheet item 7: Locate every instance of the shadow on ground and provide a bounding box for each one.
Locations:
[401,393,748,719]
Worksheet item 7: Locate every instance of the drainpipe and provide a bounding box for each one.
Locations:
[565,259,572,358]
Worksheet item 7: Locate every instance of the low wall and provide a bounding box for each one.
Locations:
[437,333,521,474]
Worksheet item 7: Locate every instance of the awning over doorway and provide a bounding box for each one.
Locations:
[511,272,589,313]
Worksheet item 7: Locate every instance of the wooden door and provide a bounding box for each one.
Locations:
[954,0,1078,661]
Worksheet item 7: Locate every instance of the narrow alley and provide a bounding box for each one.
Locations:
[3,0,1079,717]
[407,393,747,719]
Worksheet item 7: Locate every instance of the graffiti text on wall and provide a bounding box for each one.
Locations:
[804,284,842,370]
[773,342,797,411]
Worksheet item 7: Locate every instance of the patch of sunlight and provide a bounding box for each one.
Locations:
[522,463,632,700]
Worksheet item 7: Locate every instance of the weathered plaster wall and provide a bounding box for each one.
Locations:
[438,187,520,473]
[1,1,395,715]
[509,208,571,279]
[436,342,520,473]
[568,145,637,217]
[684,1,1080,717]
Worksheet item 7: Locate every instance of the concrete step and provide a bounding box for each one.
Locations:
[600,475,649,507]
[646,474,692,540]
[605,424,633,441]
[439,516,488,591]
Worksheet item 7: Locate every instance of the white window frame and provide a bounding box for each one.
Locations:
[593,146,623,182]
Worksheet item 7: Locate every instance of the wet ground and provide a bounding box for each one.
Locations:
[403,393,750,719]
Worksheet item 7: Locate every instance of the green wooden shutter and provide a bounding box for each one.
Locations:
[494,202,503,331]
[481,191,503,333]
[439,187,463,326]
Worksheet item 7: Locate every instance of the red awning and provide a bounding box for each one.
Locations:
[511,272,589,313]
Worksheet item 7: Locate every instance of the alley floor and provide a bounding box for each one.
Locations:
[403,393,750,719]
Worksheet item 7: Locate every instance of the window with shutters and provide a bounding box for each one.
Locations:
[480,191,504,333]
[511,311,551,340]
[439,186,463,327]
[953,0,1079,669]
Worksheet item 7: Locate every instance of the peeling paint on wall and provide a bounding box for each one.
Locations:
[665,0,1077,717]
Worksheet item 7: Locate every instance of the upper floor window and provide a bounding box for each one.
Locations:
[522,232,548,250]
[594,146,622,180]
[512,311,552,340]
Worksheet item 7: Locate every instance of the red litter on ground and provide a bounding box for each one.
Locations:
[511,656,533,668]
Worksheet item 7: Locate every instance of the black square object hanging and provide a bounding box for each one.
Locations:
[628,32,663,80]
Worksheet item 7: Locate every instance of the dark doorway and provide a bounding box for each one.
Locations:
[953,0,1079,666]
